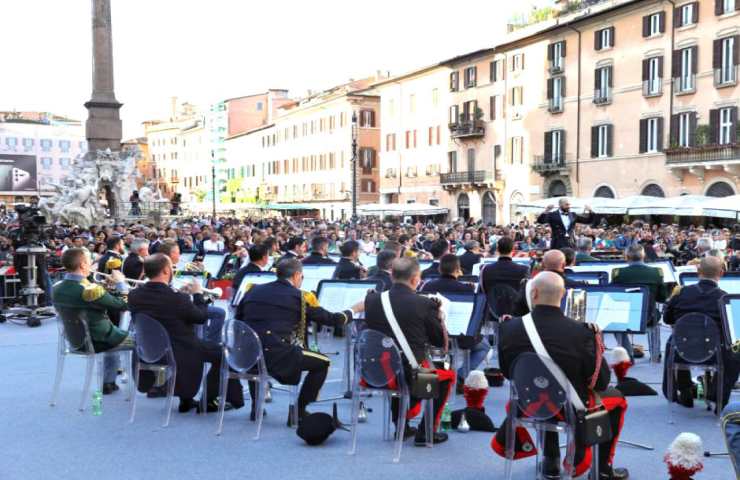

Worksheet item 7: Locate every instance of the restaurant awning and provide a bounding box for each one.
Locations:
[358,202,449,216]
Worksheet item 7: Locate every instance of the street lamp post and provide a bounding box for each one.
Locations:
[210,149,216,220]
[351,111,358,225]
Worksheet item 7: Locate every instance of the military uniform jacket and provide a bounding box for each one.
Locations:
[98,250,123,275]
[301,252,337,265]
[52,275,128,351]
[663,279,727,330]
[333,257,363,280]
[366,270,392,292]
[237,279,351,385]
[420,275,475,294]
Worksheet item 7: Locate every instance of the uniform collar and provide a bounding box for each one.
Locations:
[64,273,85,282]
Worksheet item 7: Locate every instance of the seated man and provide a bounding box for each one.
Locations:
[128,254,244,412]
[513,250,587,316]
[480,237,529,320]
[458,240,483,276]
[231,243,270,301]
[364,257,456,446]
[302,236,337,265]
[575,237,599,265]
[276,236,306,266]
[492,272,628,480]
[123,238,148,280]
[366,249,395,292]
[52,248,133,395]
[237,258,362,423]
[333,240,366,280]
[662,256,740,410]
[610,244,667,360]
[421,239,450,279]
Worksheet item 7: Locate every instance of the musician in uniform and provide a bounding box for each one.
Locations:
[128,254,244,413]
[236,258,363,423]
[421,254,474,294]
[662,256,740,410]
[363,257,456,446]
[276,237,306,266]
[302,237,337,265]
[52,248,132,395]
[333,240,366,280]
[421,239,450,279]
[512,249,587,316]
[97,236,125,278]
[231,243,270,300]
[610,244,667,360]
[492,272,629,480]
[366,250,395,292]
[122,238,149,280]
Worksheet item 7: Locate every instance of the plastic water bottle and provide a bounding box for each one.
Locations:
[696,382,704,400]
[92,390,103,416]
[440,404,452,432]
[310,341,320,353]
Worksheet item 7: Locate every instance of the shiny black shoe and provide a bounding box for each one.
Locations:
[102,382,119,395]
[178,398,196,413]
[414,431,448,446]
[677,388,694,408]
[543,456,561,479]
[201,399,233,413]
[600,466,629,480]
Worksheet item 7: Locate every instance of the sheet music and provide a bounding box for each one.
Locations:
[681,276,740,294]
[302,266,336,292]
[438,294,475,336]
[318,283,372,313]
[727,299,739,344]
[585,291,643,332]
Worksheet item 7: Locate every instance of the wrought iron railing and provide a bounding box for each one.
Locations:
[664,144,740,164]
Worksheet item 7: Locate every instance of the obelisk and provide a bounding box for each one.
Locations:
[84,0,122,152]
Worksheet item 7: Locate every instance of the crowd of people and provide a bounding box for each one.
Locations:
[5,197,740,479]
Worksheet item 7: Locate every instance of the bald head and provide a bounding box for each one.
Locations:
[531,271,565,308]
[542,250,566,273]
[698,256,723,282]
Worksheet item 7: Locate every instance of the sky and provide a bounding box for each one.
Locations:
[0,0,551,139]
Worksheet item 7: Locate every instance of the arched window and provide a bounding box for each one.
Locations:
[706,181,735,197]
[457,193,470,220]
[641,183,665,197]
[548,180,567,197]
[481,192,496,225]
[593,185,615,198]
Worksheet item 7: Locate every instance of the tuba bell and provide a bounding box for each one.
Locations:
[564,288,588,323]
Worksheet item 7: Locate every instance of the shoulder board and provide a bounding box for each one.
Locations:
[82,284,106,302]
[243,283,254,294]
[302,290,320,308]
[656,268,663,277]
[105,257,123,270]
[612,269,620,278]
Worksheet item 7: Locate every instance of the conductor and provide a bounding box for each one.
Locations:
[537,198,594,249]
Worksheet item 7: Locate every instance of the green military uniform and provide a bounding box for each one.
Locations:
[611,263,668,304]
[52,274,129,351]
[575,252,600,265]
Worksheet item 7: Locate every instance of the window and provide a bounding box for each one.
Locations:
[511,53,524,71]
[39,139,51,152]
[22,138,34,150]
[432,88,439,107]
[449,105,460,125]
[489,95,503,120]
[490,59,504,82]
[640,117,663,153]
[643,12,665,37]
[548,41,566,73]
[462,100,478,121]
[717,0,737,15]
[256,101,263,111]
[547,76,565,112]
[361,179,376,193]
[450,71,460,91]
[405,130,411,149]
[643,56,663,96]
[360,148,376,173]
[428,127,433,146]
[714,36,738,86]
[510,136,523,164]
[464,66,477,88]
[594,66,612,104]
[40,157,52,170]
[448,151,458,172]
[413,130,417,148]
[436,126,441,145]
[676,2,698,27]
[359,109,375,127]
[674,46,697,92]
[591,124,613,158]
[714,107,737,144]
[59,157,71,167]
[672,112,696,147]
[510,86,523,106]
[544,130,565,164]
[594,27,615,50]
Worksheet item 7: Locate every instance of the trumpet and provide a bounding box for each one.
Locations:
[93,271,146,287]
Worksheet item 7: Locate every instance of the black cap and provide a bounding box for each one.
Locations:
[451,407,497,432]
[615,377,658,397]
[296,403,348,446]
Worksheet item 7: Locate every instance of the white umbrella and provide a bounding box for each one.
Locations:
[513,196,625,215]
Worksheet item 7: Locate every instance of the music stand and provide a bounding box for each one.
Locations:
[581,285,650,334]
[301,265,337,293]
[646,260,678,284]
[175,252,196,271]
[565,271,609,286]
[231,272,277,307]
[680,272,740,294]
[720,294,740,350]
[202,253,228,279]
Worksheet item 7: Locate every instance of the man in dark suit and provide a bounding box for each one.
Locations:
[231,243,271,301]
[128,254,244,413]
[333,240,366,280]
[537,198,594,250]
[611,244,668,360]
[662,256,740,410]
[302,236,337,265]
[480,237,530,319]
[421,239,449,279]
[421,254,475,294]
[491,272,629,480]
[237,258,362,423]
[276,237,306,266]
[458,240,483,275]
[122,238,148,280]
[575,236,600,265]
[366,250,395,292]
[363,257,455,446]
[512,249,587,316]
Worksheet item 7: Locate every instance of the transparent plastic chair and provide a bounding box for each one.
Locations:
[666,313,724,422]
[349,328,418,463]
[129,314,177,427]
[504,352,581,480]
[49,306,134,412]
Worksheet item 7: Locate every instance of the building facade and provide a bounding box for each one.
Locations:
[225,78,382,219]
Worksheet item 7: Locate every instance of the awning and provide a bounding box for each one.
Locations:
[262,203,319,211]
[358,202,449,216]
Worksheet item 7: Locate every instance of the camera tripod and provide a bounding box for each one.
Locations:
[3,246,55,327]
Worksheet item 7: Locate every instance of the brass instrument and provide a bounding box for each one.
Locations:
[94,271,223,299]
[564,288,587,323]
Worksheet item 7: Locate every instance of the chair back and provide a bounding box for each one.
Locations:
[510,352,570,421]
[132,314,174,364]
[673,313,722,364]
[485,283,519,318]
[356,329,405,389]
[54,305,95,354]
[222,319,263,373]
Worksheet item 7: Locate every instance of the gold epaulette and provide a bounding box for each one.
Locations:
[244,283,254,294]
[404,250,417,258]
[612,268,620,279]
[105,257,123,271]
[82,284,106,302]
[669,284,682,299]
[302,290,320,308]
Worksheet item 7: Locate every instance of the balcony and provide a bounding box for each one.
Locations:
[714,66,738,88]
[593,89,611,105]
[449,119,485,139]
[440,170,495,188]
[548,59,564,75]
[642,79,663,97]
[532,154,572,175]
[665,143,740,165]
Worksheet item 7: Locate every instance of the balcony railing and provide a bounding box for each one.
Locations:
[674,75,696,94]
[714,66,738,88]
[532,154,572,174]
[642,79,663,97]
[440,170,493,186]
[548,60,564,75]
[665,143,740,165]
[449,119,485,139]
[593,89,611,105]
